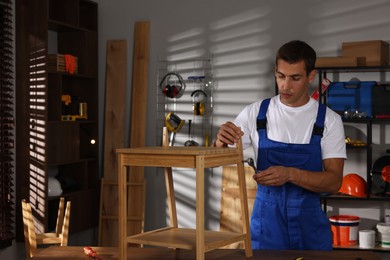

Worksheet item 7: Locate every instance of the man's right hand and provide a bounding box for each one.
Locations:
[214,121,244,147]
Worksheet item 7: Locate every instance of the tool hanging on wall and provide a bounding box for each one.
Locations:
[159,72,186,98]
[165,112,184,146]
[187,74,215,89]
[191,89,207,116]
[184,119,199,147]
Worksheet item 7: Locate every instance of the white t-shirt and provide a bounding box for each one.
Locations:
[233,95,347,162]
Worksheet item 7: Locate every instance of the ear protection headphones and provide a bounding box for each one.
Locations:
[191,89,207,116]
[159,72,186,98]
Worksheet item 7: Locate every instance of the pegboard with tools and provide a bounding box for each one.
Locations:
[156,59,216,148]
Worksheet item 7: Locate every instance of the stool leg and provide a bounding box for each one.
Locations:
[118,155,127,260]
[237,161,253,257]
[165,167,178,228]
[236,138,253,257]
[196,155,205,260]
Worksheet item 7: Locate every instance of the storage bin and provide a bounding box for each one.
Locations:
[327,81,376,117]
[373,84,390,118]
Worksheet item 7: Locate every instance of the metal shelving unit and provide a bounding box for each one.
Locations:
[317,66,390,252]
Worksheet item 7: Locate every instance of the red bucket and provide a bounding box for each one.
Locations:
[329,215,360,246]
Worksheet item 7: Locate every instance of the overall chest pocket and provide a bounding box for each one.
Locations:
[267,149,310,168]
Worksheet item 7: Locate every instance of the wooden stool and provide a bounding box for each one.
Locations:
[117,128,252,260]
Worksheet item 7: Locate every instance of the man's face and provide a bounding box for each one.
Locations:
[275,59,316,107]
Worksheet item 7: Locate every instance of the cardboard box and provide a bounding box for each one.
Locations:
[315,56,366,68]
[342,40,389,66]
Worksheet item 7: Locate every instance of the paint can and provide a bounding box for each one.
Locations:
[359,230,375,248]
[377,223,390,248]
[329,215,360,246]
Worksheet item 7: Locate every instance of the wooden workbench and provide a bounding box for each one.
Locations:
[32,246,383,259]
[116,139,252,260]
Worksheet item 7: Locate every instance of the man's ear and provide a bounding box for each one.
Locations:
[308,69,317,83]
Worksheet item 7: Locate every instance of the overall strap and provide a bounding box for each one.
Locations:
[256,98,271,171]
[256,98,270,131]
[310,102,326,144]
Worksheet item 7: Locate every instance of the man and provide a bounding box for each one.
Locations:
[214,40,346,250]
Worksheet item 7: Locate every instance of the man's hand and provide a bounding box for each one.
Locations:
[252,157,344,194]
[214,121,243,147]
[253,166,290,186]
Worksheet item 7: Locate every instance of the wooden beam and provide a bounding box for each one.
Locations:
[128,21,150,239]
[103,40,127,181]
[100,40,127,246]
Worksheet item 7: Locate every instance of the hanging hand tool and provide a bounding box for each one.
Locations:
[165,112,184,146]
[184,119,199,147]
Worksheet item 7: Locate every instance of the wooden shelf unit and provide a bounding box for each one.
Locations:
[15,0,99,239]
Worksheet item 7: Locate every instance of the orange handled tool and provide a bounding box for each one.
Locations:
[84,247,102,260]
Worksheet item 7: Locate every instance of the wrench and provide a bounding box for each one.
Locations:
[243,157,257,173]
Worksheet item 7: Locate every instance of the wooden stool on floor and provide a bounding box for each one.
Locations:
[22,198,71,258]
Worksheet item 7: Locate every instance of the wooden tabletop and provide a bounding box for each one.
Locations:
[32,246,382,260]
[115,146,243,169]
[116,146,238,155]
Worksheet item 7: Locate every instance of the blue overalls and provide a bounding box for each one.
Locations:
[250,98,332,250]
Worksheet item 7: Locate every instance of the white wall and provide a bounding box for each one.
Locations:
[94,0,390,232]
[3,0,390,259]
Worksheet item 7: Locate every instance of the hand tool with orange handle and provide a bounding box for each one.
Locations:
[84,247,102,260]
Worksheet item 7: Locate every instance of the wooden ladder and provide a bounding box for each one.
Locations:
[98,178,145,246]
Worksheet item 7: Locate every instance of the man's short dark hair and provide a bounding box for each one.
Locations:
[275,40,317,75]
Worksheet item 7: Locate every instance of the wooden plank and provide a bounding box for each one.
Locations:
[103,39,127,181]
[99,40,127,246]
[129,21,150,149]
[220,165,257,249]
[128,21,150,239]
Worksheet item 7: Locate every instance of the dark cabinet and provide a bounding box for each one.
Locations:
[16,0,99,239]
